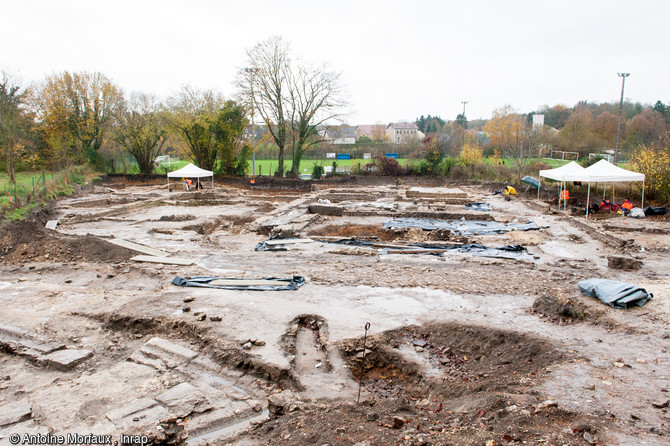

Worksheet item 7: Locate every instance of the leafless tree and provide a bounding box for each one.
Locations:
[285,61,345,175]
[238,36,345,176]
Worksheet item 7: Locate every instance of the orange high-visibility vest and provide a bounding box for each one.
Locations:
[560,189,570,200]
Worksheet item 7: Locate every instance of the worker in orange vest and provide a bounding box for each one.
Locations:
[622,198,633,211]
[250,177,256,188]
[560,189,570,201]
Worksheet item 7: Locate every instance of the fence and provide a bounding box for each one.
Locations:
[0,170,74,208]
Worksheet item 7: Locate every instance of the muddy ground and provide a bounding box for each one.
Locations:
[1,178,669,446]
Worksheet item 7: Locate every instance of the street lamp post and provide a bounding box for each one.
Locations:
[614,73,629,165]
[245,68,259,176]
[460,101,468,146]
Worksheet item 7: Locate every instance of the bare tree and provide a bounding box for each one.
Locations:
[286,61,344,175]
[239,37,290,176]
[239,36,345,176]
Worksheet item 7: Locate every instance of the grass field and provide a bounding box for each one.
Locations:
[0,169,92,219]
[158,156,569,176]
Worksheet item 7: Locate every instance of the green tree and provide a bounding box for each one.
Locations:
[421,134,444,175]
[168,86,225,171]
[34,71,123,168]
[115,93,166,174]
[0,72,31,184]
[212,101,248,175]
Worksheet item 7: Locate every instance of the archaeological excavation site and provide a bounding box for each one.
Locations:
[1,176,669,446]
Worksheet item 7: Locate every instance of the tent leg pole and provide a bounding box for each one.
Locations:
[641,182,645,209]
[586,182,591,219]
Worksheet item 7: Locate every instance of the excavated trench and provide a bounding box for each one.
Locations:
[83,312,300,387]
[339,321,564,402]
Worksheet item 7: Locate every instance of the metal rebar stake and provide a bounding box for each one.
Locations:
[357,322,371,404]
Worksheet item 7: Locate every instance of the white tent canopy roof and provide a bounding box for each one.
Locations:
[578,159,645,182]
[539,161,585,181]
[167,163,213,178]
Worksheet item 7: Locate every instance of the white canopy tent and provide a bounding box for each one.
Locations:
[538,161,586,209]
[560,160,645,218]
[167,163,214,190]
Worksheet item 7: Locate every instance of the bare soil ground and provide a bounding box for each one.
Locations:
[1,179,669,446]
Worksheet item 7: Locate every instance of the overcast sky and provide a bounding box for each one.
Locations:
[2,0,668,124]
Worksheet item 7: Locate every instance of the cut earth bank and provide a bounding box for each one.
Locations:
[1,178,669,445]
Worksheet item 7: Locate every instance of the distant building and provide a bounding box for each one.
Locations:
[532,114,545,131]
[386,122,424,144]
[319,126,356,145]
[354,124,387,142]
[242,124,268,140]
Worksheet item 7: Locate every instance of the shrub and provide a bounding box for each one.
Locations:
[374,154,403,176]
[459,143,483,166]
[312,162,325,179]
[628,141,670,202]
[581,155,603,168]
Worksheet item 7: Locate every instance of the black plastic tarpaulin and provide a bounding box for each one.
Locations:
[578,279,653,309]
[380,243,533,260]
[172,276,306,291]
[383,218,541,235]
[319,239,534,261]
[464,202,492,212]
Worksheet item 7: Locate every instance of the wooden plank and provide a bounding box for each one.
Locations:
[209,279,290,287]
[131,255,194,266]
[45,220,59,230]
[109,239,166,257]
[264,238,314,246]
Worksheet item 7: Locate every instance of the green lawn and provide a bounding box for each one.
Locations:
[160,156,570,176]
[246,158,382,176]
[0,170,85,219]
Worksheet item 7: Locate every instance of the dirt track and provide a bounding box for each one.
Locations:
[1,179,669,446]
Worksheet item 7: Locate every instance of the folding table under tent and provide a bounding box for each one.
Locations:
[538,161,586,210]
[560,160,645,218]
[167,163,214,190]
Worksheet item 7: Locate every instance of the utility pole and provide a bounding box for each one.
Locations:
[245,68,259,176]
[460,101,468,146]
[614,73,629,165]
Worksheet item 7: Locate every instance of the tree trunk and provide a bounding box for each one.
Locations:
[6,139,16,185]
[276,145,284,176]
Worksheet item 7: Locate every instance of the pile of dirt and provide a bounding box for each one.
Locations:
[0,219,135,264]
[531,292,587,324]
[245,322,604,445]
